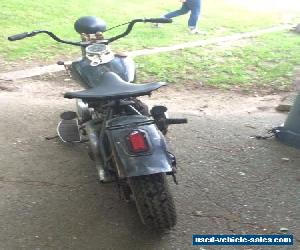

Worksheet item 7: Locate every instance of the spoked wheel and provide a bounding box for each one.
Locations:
[128,173,177,230]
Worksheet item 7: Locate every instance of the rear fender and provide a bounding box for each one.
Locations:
[106,115,172,178]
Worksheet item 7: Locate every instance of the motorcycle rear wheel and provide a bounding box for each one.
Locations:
[129,173,177,229]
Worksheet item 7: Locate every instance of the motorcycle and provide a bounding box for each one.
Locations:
[8,16,187,229]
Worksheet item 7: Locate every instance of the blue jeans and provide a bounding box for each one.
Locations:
[164,0,201,28]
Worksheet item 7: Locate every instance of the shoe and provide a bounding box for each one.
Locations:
[189,27,200,34]
[189,28,206,35]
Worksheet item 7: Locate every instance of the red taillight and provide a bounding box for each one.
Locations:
[128,130,149,153]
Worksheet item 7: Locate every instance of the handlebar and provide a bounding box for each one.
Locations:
[8,17,172,46]
[143,18,172,23]
[107,18,143,43]
[8,32,32,41]
[107,18,172,43]
[8,30,83,46]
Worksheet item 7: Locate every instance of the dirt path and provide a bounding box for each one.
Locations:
[0,73,288,116]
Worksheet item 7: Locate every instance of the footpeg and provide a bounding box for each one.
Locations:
[60,111,77,120]
[57,119,81,143]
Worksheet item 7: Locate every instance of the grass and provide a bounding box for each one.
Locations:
[136,31,300,91]
[1,0,300,90]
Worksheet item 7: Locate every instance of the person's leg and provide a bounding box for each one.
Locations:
[185,0,201,29]
[164,3,190,19]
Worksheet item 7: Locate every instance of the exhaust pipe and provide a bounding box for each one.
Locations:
[85,121,111,182]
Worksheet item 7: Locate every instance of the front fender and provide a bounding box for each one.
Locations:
[106,115,172,178]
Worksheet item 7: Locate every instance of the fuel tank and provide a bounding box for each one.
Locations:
[70,55,136,89]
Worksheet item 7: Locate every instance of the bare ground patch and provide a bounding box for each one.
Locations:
[0,72,291,119]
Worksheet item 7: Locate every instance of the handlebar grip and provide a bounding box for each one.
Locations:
[144,18,173,24]
[166,118,188,125]
[8,32,30,41]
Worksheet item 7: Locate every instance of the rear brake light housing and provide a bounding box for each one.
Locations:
[127,130,149,153]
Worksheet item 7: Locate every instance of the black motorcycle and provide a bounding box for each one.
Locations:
[8,16,187,229]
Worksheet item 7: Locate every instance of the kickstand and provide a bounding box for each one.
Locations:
[172,173,179,185]
[45,135,59,140]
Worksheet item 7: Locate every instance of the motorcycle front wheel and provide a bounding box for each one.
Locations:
[129,173,177,229]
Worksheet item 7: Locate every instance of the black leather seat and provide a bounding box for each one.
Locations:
[64,72,165,100]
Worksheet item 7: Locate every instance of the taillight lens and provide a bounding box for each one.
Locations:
[128,130,149,153]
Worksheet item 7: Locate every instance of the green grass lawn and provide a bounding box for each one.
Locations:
[1,0,300,90]
[136,31,300,92]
